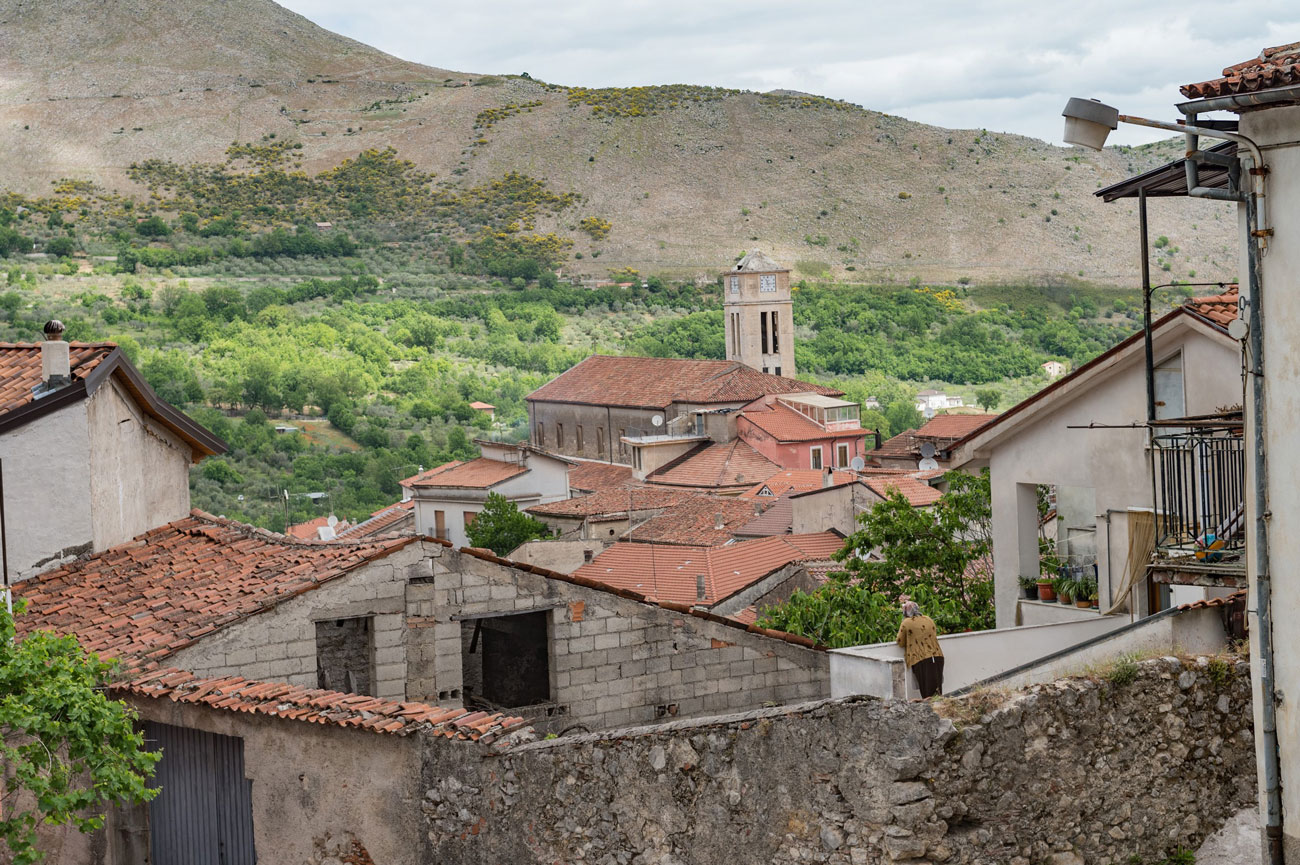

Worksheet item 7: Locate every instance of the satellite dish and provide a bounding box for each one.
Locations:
[1228,318,1250,341]
[919,457,940,471]
[919,442,937,459]
[327,515,338,528]
[651,414,664,428]
[850,456,866,471]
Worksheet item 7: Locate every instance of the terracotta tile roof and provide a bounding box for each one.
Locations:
[526,355,842,410]
[870,429,918,460]
[118,667,529,741]
[285,515,349,541]
[914,413,997,441]
[337,503,415,539]
[12,511,416,672]
[527,485,693,519]
[469,401,495,411]
[739,469,856,499]
[400,462,462,488]
[862,476,943,507]
[1178,588,1247,612]
[572,532,844,606]
[0,342,116,417]
[1182,43,1300,100]
[567,461,635,493]
[734,493,794,537]
[645,439,781,491]
[1183,286,1239,328]
[728,606,759,626]
[407,457,527,489]
[741,401,843,442]
[804,560,847,583]
[625,495,774,545]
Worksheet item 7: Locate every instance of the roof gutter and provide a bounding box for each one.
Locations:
[1177,83,1300,116]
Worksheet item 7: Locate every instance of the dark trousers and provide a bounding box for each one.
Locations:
[911,655,944,698]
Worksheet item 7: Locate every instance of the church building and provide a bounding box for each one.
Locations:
[723,252,796,377]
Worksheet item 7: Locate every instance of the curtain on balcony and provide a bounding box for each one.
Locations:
[1104,510,1155,616]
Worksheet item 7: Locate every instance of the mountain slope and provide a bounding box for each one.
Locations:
[0,0,1236,284]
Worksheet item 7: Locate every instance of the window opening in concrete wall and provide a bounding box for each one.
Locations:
[315,616,373,695]
[535,423,545,446]
[464,510,477,531]
[836,443,850,467]
[761,311,769,354]
[771,311,780,353]
[810,446,823,470]
[577,425,584,451]
[460,611,551,710]
[597,426,605,455]
[557,423,564,448]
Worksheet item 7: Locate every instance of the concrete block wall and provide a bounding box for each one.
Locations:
[170,542,437,701]
[405,549,829,732]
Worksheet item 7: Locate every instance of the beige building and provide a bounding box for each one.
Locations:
[0,325,224,580]
[722,251,796,376]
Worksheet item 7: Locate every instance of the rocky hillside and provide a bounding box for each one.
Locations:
[0,0,1237,284]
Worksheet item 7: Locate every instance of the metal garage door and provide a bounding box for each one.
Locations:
[144,722,256,865]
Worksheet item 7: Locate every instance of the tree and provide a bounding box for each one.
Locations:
[757,470,994,648]
[974,388,1001,412]
[1,605,158,864]
[135,215,171,237]
[465,492,550,556]
[43,237,75,258]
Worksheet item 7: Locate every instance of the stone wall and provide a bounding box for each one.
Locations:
[421,655,1256,864]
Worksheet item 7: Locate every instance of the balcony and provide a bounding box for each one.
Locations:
[1151,418,1246,584]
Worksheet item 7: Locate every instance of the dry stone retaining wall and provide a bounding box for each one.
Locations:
[422,655,1256,864]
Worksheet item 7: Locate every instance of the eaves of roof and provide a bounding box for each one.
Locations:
[0,347,226,460]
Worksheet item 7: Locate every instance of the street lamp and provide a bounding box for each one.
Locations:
[1061,98,1118,150]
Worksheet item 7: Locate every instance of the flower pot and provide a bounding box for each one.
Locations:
[1023,585,1038,600]
[1057,593,1073,605]
[1037,582,1056,602]
[1091,599,1099,609]
[1076,599,1092,609]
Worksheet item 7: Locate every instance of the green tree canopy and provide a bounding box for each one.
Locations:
[974,388,1002,411]
[465,492,551,556]
[1,605,158,864]
[757,470,994,648]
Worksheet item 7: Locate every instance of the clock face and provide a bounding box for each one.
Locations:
[760,274,776,292]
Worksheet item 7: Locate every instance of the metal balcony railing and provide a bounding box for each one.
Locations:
[1152,425,1245,560]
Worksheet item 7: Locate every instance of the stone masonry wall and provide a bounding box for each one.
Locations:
[405,548,830,732]
[421,655,1256,865]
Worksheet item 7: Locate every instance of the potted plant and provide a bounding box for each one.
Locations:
[1090,586,1100,609]
[1053,576,1074,605]
[1036,578,1056,602]
[1019,575,1039,600]
[1076,577,1097,609]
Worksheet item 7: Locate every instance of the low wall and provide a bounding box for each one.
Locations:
[422,655,1255,865]
[830,613,1131,699]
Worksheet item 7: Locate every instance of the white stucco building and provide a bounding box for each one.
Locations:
[0,327,224,580]
[409,441,572,548]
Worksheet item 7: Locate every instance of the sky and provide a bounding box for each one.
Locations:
[278,1,1300,146]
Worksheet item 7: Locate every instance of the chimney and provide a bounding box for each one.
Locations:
[41,320,69,388]
[873,429,883,450]
[823,467,833,488]
[714,512,724,531]
[696,574,707,602]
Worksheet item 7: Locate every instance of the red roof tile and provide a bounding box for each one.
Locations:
[285,515,349,541]
[738,469,856,499]
[0,342,115,417]
[1182,43,1300,100]
[646,439,781,491]
[527,355,842,410]
[118,668,528,741]
[407,457,527,489]
[400,462,462,487]
[914,413,997,441]
[625,495,773,546]
[1184,286,1239,328]
[527,485,694,519]
[869,429,918,460]
[567,461,635,493]
[571,532,844,605]
[862,476,942,507]
[13,511,415,672]
[735,493,794,536]
[469,401,495,411]
[337,503,415,539]
[1177,588,1246,612]
[740,401,839,442]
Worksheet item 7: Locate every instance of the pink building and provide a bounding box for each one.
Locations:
[736,393,866,471]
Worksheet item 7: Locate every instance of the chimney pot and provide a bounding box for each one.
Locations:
[714,512,724,530]
[823,468,833,488]
[40,320,70,388]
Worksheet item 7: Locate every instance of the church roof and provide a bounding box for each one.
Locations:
[727,251,788,273]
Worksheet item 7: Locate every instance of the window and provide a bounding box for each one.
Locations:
[633,446,642,470]
[535,422,545,446]
[762,366,768,374]
[597,426,605,454]
[316,617,373,694]
[761,311,769,354]
[464,510,477,530]
[774,366,781,377]
[434,509,447,540]
[556,423,565,448]
[771,310,779,353]
[760,274,777,292]
[810,446,823,470]
[576,425,584,451]
[729,275,739,294]
[618,428,626,455]
[836,443,850,467]
[461,611,551,709]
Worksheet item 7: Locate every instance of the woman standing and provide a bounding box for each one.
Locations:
[896,601,944,698]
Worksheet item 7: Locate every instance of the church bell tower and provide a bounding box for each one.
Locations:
[721,252,795,377]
